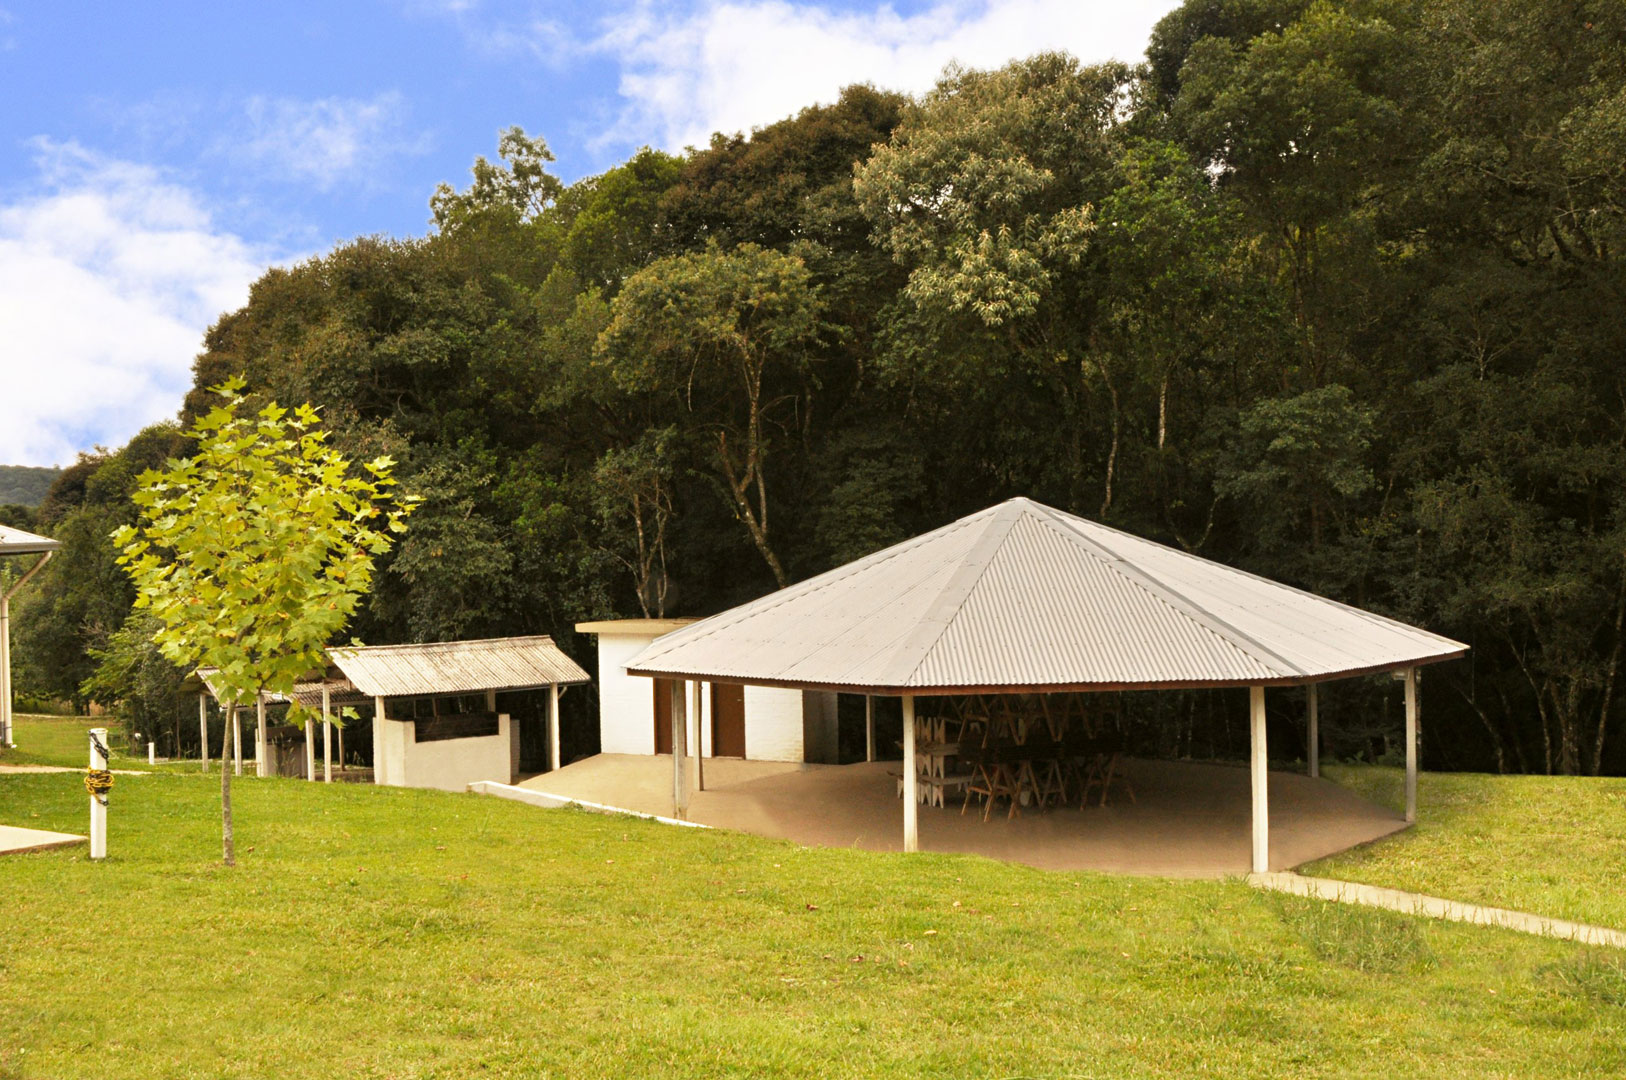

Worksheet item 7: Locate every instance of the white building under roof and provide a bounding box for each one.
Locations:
[1,524,60,748]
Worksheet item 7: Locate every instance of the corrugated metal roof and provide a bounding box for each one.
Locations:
[626,498,1468,693]
[575,618,699,636]
[328,635,589,698]
[0,524,60,555]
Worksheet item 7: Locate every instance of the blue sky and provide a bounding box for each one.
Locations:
[0,0,1179,467]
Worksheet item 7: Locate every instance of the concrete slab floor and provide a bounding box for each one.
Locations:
[0,824,86,856]
[519,754,1406,877]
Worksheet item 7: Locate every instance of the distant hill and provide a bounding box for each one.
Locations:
[0,465,62,508]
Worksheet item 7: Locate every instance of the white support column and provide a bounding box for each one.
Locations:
[372,695,387,785]
[255,695,267,778]
[548,683,561,773]
[198,692,209,772]
[902,694,918,853]
[2,550,53,748]
[1404,667,1419,824]
[691,680,704,792]
[321,682,332,784]
[1307,683,1320,779]
[147,740,155,766]
[232,703,243,776]
[88,727,108,859]
[671,681,689,819]
[1250,685,1269,874]
[865,695,875,763]
[304,719,315,782]
[337,724,345,773]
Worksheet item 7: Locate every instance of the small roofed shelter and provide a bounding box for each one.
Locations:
[326,636,590,791]
[1,525,61,748]
[626,497,1467,872]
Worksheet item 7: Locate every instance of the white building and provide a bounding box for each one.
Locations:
[574,619,840,764]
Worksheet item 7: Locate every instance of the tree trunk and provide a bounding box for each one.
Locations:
[221,703,236,867]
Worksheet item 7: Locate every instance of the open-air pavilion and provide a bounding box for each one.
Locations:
[609,497,1467,875]
[1,524,60,750]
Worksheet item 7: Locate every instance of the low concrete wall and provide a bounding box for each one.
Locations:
[376,714,513,792]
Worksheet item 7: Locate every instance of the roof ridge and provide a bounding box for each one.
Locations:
[631,504,1002,666]
[1023,503,1308,678]
[878,500,1029,688]
[327,634,558,655]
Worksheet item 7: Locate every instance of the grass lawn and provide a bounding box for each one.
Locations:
[0,718,1622,1077]
[1306,765,1626,932]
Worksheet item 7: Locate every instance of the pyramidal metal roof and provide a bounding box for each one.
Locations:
[0,524,60,555]
[626,497,1467,694]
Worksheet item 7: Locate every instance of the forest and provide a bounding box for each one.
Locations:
[4,0,1623,776]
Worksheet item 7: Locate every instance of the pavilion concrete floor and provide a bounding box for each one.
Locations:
[517,754,1406,877]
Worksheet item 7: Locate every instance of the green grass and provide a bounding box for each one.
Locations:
[0,718,1623,1077]
[1308,765,1626,931]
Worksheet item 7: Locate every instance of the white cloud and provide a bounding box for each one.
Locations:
[594,0,1181,151]
[238,92,424,190]
[0,141,278,466]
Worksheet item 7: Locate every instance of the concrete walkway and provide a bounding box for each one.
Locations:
[0,824,86,855]
[1250,872,1626,948]
[515,754,1407,877]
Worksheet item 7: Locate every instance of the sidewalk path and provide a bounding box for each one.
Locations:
[1250,871,1626,948]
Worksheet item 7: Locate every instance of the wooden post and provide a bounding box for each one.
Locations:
[692,680,704,792]
[902,694,918,853]
[865,695,875,763]
[1307,683,1320,779]
[671,680,689,819]
[88,727,108,859]
[255,695,267,778]
[232,701,242,776]
[1404,667,1419,824]
[337,723,345,773]
[198,692,209,773]
[548,683,561,773]
[372,695,387,785]
[1250,685,1268,875]
[321,681,332,784]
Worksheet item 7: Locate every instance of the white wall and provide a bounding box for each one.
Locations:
[375,713,514,792]
[597,633,659,755]
[744,685,804,762]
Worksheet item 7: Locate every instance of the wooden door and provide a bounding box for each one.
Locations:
[712,683,746,758]
[653,678,674,754]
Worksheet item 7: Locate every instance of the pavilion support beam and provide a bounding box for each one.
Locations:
[1307,683,1320,779]
[304,719,315,781]
[902,694,918,853]
[672,680,689,819]
[865,695,875,763]
[255,695,267,778]
[1,550,52,748]
[372,695,387,785]
[1404,667,1419,824]
[232,703,242,776]
[691,680,704,792]
[1250,685,1269,875]
[198,692,209,773]
[548,683,561,773]
[321,682,332,783]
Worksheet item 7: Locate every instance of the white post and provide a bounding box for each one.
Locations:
[671,681,689,819]
[255,695,267,778]
[321,681,332,784]
[691,680,704,792]
[304,719,315,781]
[1307,683,1320,779]
[902,694,918,853]
[147,740,155,766]
[1250,685,1269,875]
[88,727,108,859]
[372,695,387,785]
[865,695,875,763]
[232,702,242,776]
[548,683,561,773]
[198,692,209,772]
[1404,667,1419,824]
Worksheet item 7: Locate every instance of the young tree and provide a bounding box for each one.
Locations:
[113,379,413,865]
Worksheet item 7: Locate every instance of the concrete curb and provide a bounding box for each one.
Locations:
[467,779,711,829]
[1249,871,1626,949]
